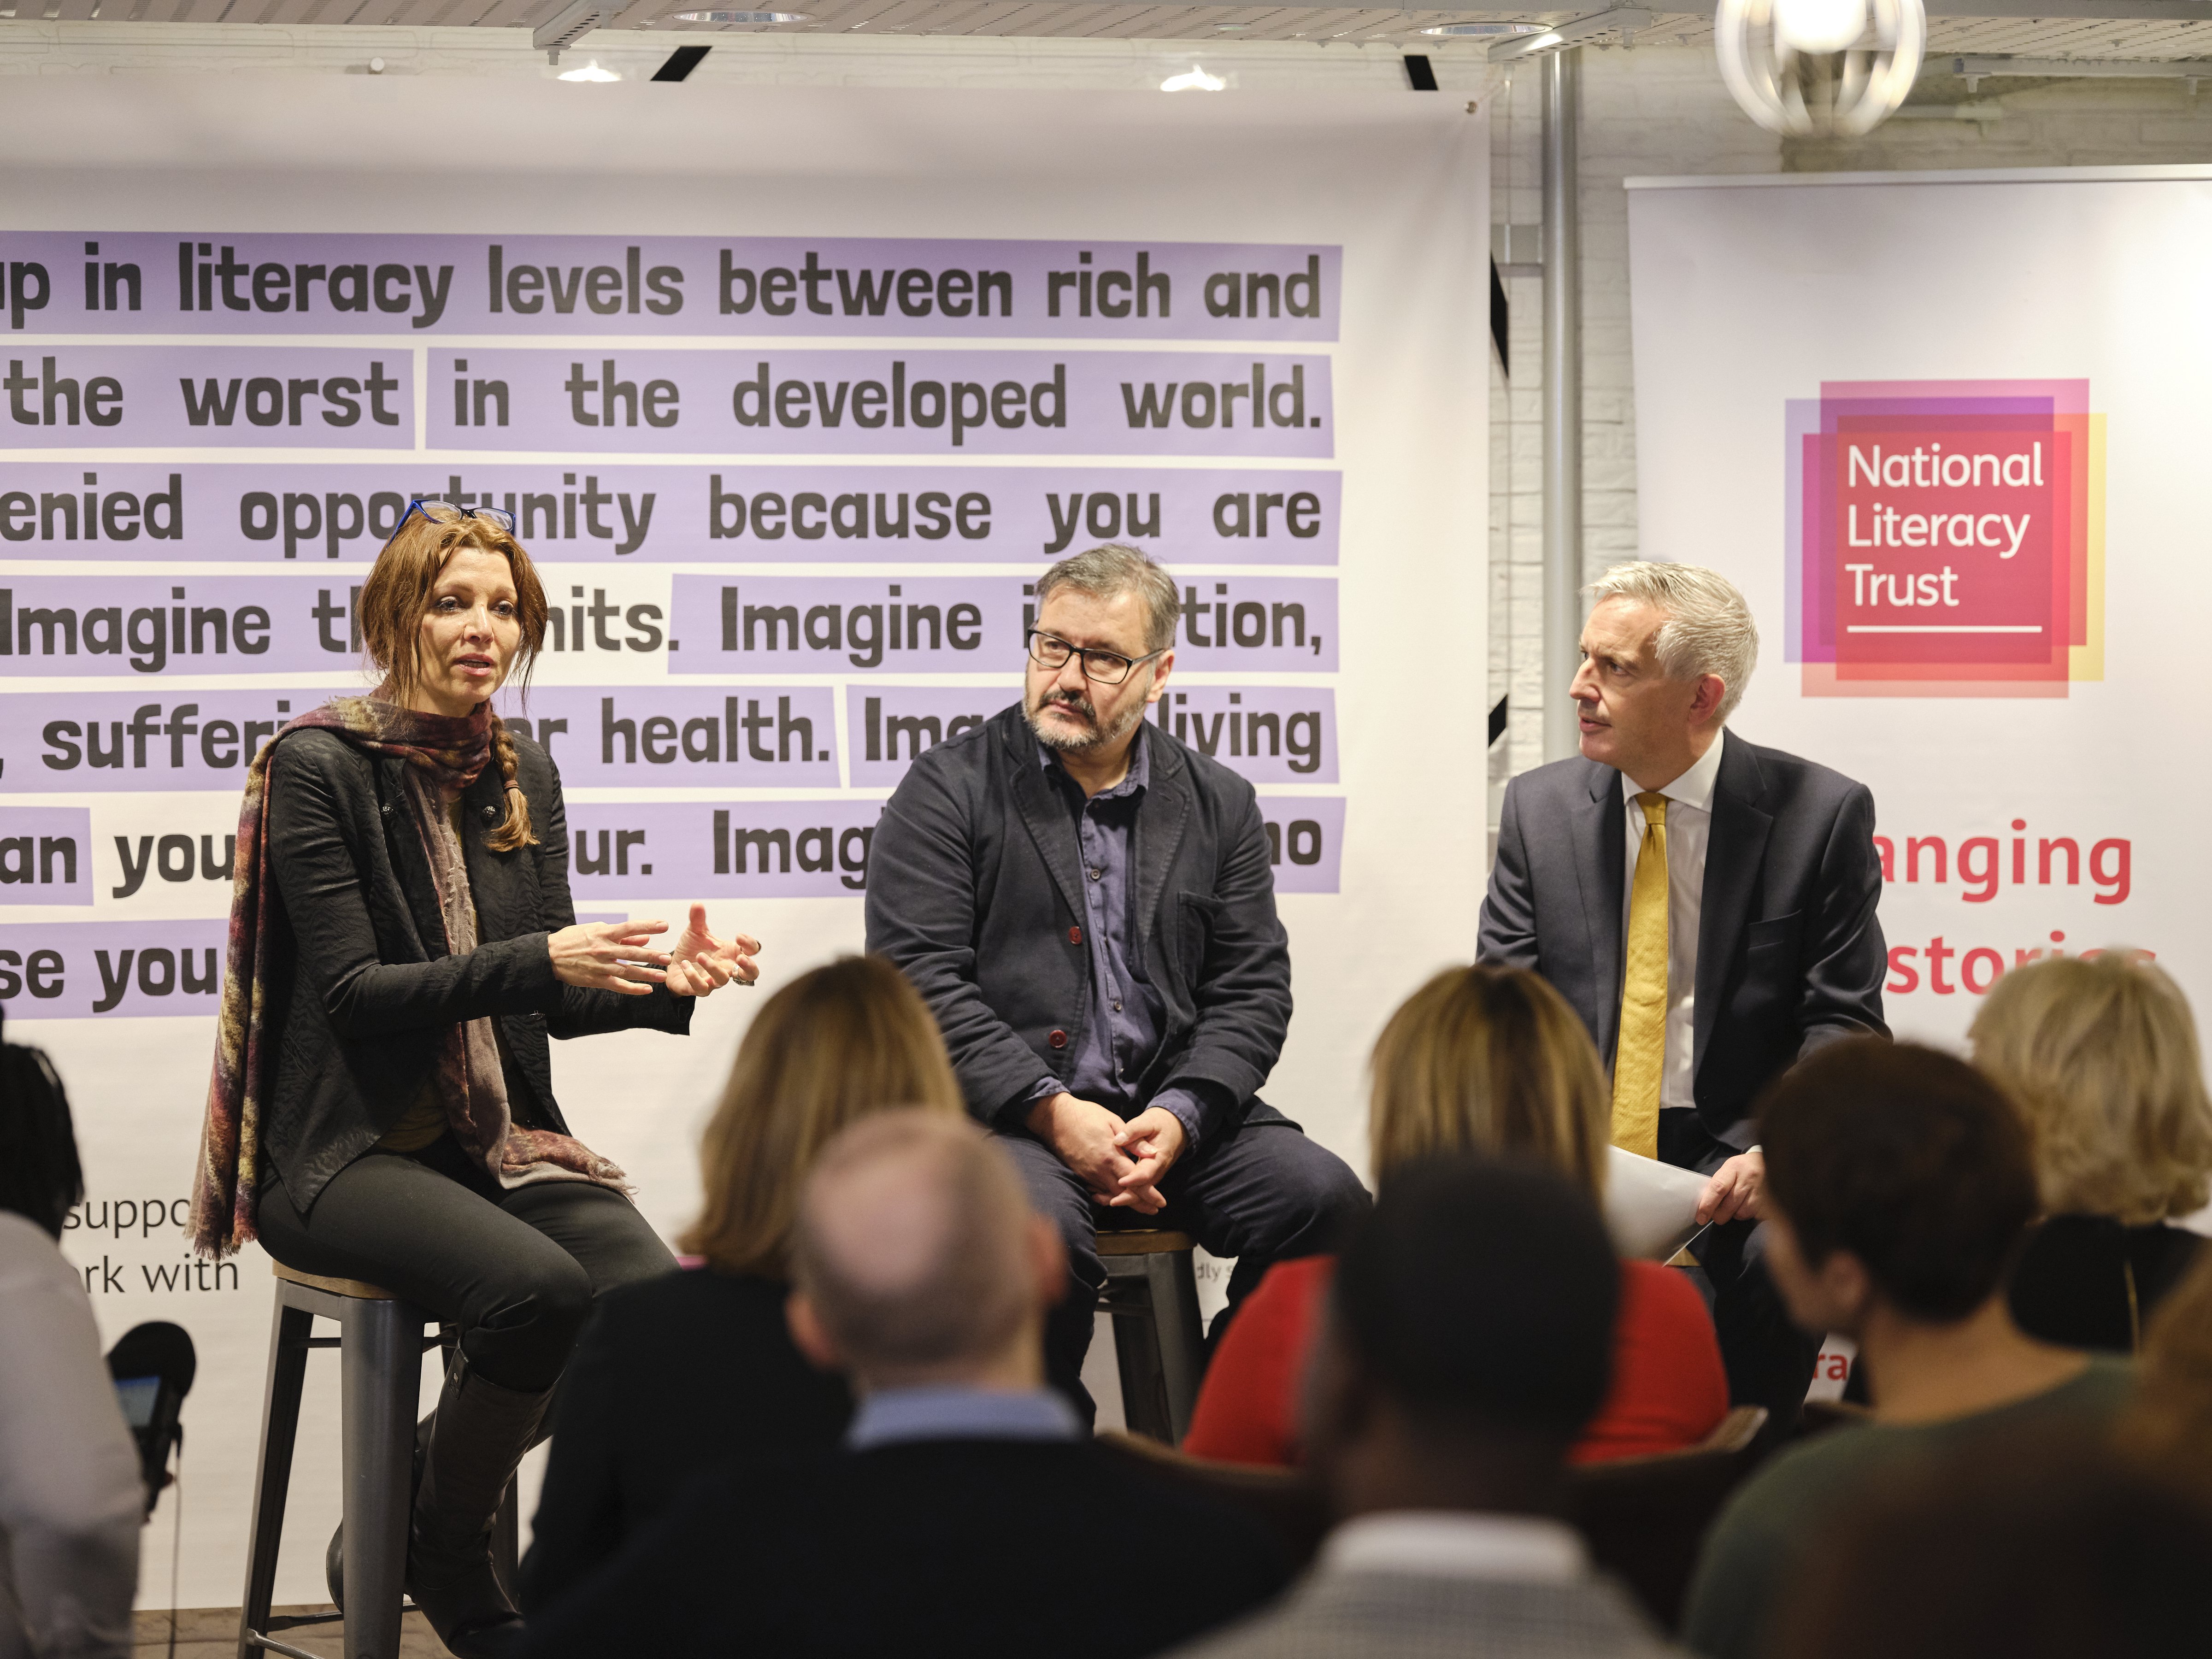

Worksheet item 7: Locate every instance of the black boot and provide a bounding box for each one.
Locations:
[407,1357,548,1659]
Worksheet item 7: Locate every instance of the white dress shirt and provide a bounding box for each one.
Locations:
[1617,735,1726,1116]
[1323,1511,1589,1584]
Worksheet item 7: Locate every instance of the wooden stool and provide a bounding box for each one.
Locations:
[236,1264,515,1659]
[1096,1230,1206,1447]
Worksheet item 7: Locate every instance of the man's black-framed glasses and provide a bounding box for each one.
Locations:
[1026,629,1167,686]
[396,498,517,535]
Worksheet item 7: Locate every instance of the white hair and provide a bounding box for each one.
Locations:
[1586,561,1759,723]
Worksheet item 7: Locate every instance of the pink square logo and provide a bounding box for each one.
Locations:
[1786,381,2105,697]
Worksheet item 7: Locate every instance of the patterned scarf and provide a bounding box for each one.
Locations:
[189,696,626,1259]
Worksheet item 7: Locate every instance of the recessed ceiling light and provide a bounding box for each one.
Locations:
[556,58,621,79]
[1161,65,1228,90]
[666,9,810,20]
[1419,20,1545,35]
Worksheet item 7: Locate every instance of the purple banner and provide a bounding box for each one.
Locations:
[846,686,1335,788]
[0,462,1338,565]
[564,794,1341,896]
[673,575,1336,675]
[0,576,362,676]
[1257,796,1344,895]
[507,687,838,788]
[0,234,1339,341]
[0,808,93,905]
[0,919,223,1018]
[0,689,312,789]
[429,349,1330,457]
[0,347,412,448]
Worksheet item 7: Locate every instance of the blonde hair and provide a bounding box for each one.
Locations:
[356,505,548,853]
[1586,561,1760,723]
[1970,953,2212,1224]
[680,956,964,1278]
[1368,965,1611,1198]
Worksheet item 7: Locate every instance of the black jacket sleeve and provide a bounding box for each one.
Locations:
[267,738,563,1039]
[1794,779,1890,1055]
[865,760,1047,1124]
[1156,789,1292,1117]
[1475,777,1541,971]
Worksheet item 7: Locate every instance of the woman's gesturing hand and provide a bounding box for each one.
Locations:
[662,904,763,999]
[548,921,672,996]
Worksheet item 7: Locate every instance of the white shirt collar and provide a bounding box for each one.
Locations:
[1321,1512,1589,1585]
[1621,728,1726,816]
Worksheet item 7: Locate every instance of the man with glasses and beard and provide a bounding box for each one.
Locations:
[867,543,1367,1419]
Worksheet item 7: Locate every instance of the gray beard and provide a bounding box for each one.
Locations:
[1025,688,1147,755]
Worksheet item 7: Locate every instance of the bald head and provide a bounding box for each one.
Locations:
[789,1110,1057,1390]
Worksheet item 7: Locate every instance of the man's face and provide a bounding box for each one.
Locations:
[1568,595,1708,782]
[1023,586,1173,754]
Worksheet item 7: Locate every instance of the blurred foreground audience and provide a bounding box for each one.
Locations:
[1682,1040,2130,1659]
[1168,1157,1671,1659]
[1771,1430,2212,1659]
[520,955,964,1607]
[2115,1245,2212,1487]
[1970,952,2212,1351]
[1184,965,1725,1468]
[0,1030,141,1659]
[523,1111,1287,1659]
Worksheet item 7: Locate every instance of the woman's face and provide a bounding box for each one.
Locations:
[412,547,520,718]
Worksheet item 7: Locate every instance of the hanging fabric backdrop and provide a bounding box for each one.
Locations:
[0,79,1487,1607]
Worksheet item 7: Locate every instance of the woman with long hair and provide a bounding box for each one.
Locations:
[1182,962,1728,1466]
[188,502,759,1656]
[520,953,965,1605]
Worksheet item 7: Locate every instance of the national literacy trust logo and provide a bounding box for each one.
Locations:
[1785,380,2104,697]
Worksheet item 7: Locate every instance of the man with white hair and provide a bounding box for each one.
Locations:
[1477,561,1888,1422]
[521,1111,1288,1659]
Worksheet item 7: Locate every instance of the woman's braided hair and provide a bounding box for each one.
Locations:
[356,507,548,852]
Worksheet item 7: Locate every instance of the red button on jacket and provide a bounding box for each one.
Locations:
[1048,1029,1068,1049]
[1068,926,1083,945]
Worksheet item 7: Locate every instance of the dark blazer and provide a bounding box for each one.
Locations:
[521,1438,1290,1659]
[262,728,689,1212]
[2008,1215,2205,1353]
[865,704,1292,1138]
[1477,729,1888,1144]
[519,1267,853,1612]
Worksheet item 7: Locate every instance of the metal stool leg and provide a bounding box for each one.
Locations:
[237,1299,314,1659]
[339,1297,421,1659]
[1107,1283,1175,1444]
[1142,1250,1206,1446]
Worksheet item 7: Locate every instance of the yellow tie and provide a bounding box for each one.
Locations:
[1613,791,1667,1159]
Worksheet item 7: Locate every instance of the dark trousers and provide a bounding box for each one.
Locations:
[256,1136,677,1394]
[1000,1114,1371,1424]
[1659,1109,1824,1426]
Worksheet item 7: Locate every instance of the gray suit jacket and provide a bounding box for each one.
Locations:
[1163,1567,1676,1659]
[1477,729,1888,1145]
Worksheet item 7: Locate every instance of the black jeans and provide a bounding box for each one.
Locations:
[257,1136,676,1394]
[1659,1108,1824,1426]
[1001,1115,1371,1423]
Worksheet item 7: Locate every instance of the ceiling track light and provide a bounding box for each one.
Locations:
[1715,0,1926,135]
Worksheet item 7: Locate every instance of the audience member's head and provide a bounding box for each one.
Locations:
[1756,1039,2039,1340]
[1367,965,1610,1198]
[2116,1246,2212,1486]
[681,955,962,1279]
[0,1023,82,1240]
[1304,1155,1619,1519]
[1969,952,2212,1226]
[1772,1430,2212,1659]
[786,1111,1062,1393]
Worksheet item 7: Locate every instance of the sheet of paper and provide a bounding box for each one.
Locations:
[1603,1145,1711,1260]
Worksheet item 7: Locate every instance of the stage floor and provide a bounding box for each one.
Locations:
[133,1606,450,1658]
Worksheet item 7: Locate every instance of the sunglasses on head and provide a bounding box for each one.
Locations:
[394,499,517,535]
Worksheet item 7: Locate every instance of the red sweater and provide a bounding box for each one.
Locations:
[1183,1254,1729,1466]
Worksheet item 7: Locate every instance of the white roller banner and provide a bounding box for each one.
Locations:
[0,81,1487,1608]
[1629,167,2212,1048]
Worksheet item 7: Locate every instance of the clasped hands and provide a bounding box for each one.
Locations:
[1027,1091,1185,1215]
[548,902,762,998]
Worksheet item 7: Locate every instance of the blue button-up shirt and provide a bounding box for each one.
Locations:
[1030,725,1211,1148]
[846,1384,1082,1451]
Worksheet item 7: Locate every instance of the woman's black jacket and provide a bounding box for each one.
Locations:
[260,727,689,1213]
